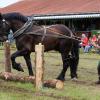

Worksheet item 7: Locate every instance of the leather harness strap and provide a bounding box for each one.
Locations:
[6,18,81,42]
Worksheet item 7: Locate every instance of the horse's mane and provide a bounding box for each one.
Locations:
[3,12,28,22]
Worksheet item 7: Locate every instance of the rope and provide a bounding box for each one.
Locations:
[25,31,81,42]
[27,25,81,42]
[41,26,47,42]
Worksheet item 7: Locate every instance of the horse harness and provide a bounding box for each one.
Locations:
[2,17,81,42]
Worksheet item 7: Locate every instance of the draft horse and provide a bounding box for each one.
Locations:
[0,12,79,81]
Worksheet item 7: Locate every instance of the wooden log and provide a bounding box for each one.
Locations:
[0,72,35,83]
[35,43,44,89]
[44,79,64,89]
[0,72,64,89]
[4,41,11,72]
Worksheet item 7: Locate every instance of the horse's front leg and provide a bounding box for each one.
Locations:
[24,54,34,76]
[11,49,28,72]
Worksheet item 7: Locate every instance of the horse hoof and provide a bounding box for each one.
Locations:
[13,63,24,72]
[71,77,78,81]
[19,67,24,72]
[56,77,65,81]
[95,81,100,84]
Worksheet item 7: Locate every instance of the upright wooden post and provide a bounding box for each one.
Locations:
[4,41,11,72]
[35,43,44,89]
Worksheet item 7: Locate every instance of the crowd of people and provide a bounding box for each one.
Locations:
[79,33,100,84]
[80,33,100,53]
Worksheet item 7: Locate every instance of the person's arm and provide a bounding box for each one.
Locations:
[92,41,100,49]
[96,45,100,49]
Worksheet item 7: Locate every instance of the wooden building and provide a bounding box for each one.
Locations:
[0,0,100,36]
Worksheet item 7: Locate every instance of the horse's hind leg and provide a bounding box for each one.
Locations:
[70,42,79,79]
[57,52,70,81]
[11,49,29,72]
[24,54,34,76]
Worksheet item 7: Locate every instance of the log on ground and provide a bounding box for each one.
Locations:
[0,72,35,83]
[0,72,64,89]
[44,79,64,89]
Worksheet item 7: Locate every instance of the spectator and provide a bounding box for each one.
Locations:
[91,34,100,53]
[80,34,89,52]
[91,34,97,43]
[84,37,92,53]
[8,30,14,43]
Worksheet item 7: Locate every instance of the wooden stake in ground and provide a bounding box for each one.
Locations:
[4,41,11,72]
[35,43,44,89]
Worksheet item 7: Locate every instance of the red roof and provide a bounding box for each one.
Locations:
[0,0,100,16]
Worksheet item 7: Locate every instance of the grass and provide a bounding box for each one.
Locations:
[0,49,100,100]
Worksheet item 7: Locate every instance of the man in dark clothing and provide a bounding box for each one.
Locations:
[92,35,100,84]
[96,61,100,84]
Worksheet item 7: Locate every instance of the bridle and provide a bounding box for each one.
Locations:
[1,19,11,35]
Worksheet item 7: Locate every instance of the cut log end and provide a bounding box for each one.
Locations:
[56,80,64,89]
[44,79,64,89]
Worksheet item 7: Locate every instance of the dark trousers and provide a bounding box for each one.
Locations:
[97,61,100,80]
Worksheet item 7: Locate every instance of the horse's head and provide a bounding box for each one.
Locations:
[0,13,11,42]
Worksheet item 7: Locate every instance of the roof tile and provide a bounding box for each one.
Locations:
[0,0,100,15]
